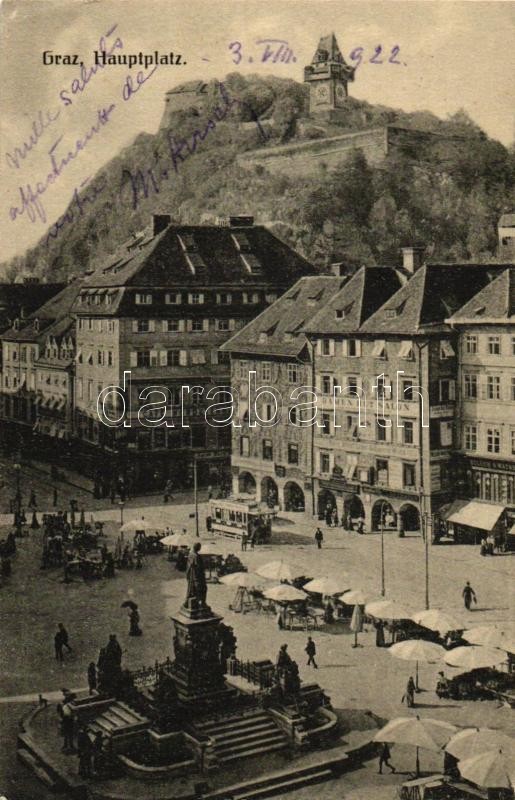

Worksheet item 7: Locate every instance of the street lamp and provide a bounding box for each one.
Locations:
[379,500,388,597]
[419,486,430,610]
[118,500,125,527]
[193,456,199,537]
[14,462,22,513]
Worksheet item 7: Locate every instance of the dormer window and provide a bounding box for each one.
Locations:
[385,309,396,319]
[398,340,414,360]
[13,318,20,331]
[34,318,40,332]
[135,293,152,305]
[440,340,455,359]
[258,333,268,343]
[372,340,387,359]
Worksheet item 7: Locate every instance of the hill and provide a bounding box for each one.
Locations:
[3,73,514,281]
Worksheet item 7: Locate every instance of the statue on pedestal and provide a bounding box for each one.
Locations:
[185,542,207,608]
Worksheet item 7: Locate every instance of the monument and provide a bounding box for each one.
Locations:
[167,543,233,708]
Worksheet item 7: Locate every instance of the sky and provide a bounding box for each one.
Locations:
[1,0,514,264]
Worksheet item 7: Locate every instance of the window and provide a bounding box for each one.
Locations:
[137,350,151,367]
[265,293,277,304]
[402,379,414,401]
[403,420,414,444]
[240,436,249,457]
[321,375,332,395]
[348,339,360,357]
[191,319,204,332]
[188,292,204,305]
[289,406,298,425]
[512,337,515,356]
[487,427,500,454]
[346,415,358,439]
[486,375,500,400]
[242,292,260,304]
[439,379,456,402]
[136,319,150,333]
[321,412,331,436]
[512,377,515,401]
[288,443,298,464]
[262,439,273,460]
[166,350,180,366]
[347,375,358,393]
[262,403,275,422]
[372,340,387,359]
[440,420,453,447]
[398,340,414,360]
[217,292,232,305]
[320,452,330,474]
[135,293,152,305]
[165,293,181,305]
[376,459,388,485]
[287,364,299,383]
[97,350,103,365]
[376,419,387,442]
[376,375,390,399]
[440,340,455,359]
[76,377,83,400]
[216,319,230,332]
[465,334,478,354]
[107,351,113,367]
[464,374,478,399]
[403,463,416,488]
[261,362,271,381]
[88,380,93,401]
[20,346,27,363]
[165,319,180,332]
[238,360,248,379]
[321,339,333,356]
[488,335,500,355]
[511,430,515,456]
[464,424,477,450]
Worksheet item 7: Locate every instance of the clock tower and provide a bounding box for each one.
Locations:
[304,33,355,119]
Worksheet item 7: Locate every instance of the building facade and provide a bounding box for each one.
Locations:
[71,215,313,489]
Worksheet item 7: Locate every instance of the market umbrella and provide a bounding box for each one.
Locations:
[374,716,457,775]
[446,728,515,761]
[366,599,412,620]
[256,560,300,582]
[389,640,445,689]
[303,576,349,595]
[219,572,261,588]
[458,749,515,790]
[443,645,507,671]
[340,589,369,606]
[350,602,364,648]
[263,584,307,602]
[411,609,464,634]
[121,518,155,532]
[160,534,177,547]
[462,625,515,654]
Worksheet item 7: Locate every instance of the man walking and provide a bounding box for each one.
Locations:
[378,742,395,774]
[462,581,477,611]
[305,636,318,668]
[58,623,72,654]
[315,528,323,549]
[54,627,64,663]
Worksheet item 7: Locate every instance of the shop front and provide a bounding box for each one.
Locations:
[443,499,510,546]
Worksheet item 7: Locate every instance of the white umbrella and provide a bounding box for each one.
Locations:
[256,560,300,582]
[458,749,515,789]
[219,572,263,588]
[121,518,157,532]
[412,609,464,634]
[264,584,307,602]
[366,599,412,620]
[389,640,445,689]
[160,534,177,546]
[374,716,457,775]
[463,625,515,654]
[444,645,507,671]
[340,589,369,606]
[303,576,348,595]
[350,603,364,647]
[446,728,515,760]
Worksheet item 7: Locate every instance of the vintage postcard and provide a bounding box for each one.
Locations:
[0,1,514,799]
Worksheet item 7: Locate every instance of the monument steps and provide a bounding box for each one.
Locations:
[17,747,57,789]
[196,711,272,735]
[197,710,289,764]
[87,701,150,739]
[219,740,287,764]
[211,722,280,744]
[205,762,335,800]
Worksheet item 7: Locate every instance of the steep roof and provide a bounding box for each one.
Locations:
[447,267,515,323]
[77,224,313,291]
[220,276,345,358]
[0,282,64,333]
[2,280,82,342]
[359,264,506,336]
[304,266,403,335]
[314,33,344,63]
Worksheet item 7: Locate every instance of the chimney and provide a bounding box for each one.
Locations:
[401,245,425,273]
[329,262,345,277]
[153,214,172,236]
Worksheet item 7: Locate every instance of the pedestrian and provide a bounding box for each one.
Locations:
[54,628,64,663]
[462,581,477,611]
[129,607,142,637]
[58,623,72,654]
[92,731,105,775]
[77,725,93,777]
[241,531,248,551]
[325,503,332,527]
[378,742,396,774]
[315,528,323,549]
[29,489,37,509]
[61,702,75,752]
[375,620,385,648]
[357,516,365,534]
[305,636,318,668]
[402,676,416,707]
[53,487,58,507]
[87,662,97,694]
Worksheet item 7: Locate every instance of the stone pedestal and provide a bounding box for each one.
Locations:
[168,599,232,708]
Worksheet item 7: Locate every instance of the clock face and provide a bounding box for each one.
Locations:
[335,84,346,103]
[315,84,329,104]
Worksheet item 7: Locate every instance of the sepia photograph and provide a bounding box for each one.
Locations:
[0,1,514,799]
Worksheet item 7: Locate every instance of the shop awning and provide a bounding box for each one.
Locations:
[446,501,504,531]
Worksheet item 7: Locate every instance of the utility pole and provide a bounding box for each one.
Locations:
[424,511,430,610]
[380,503,386,597]
[193,457,199,537]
